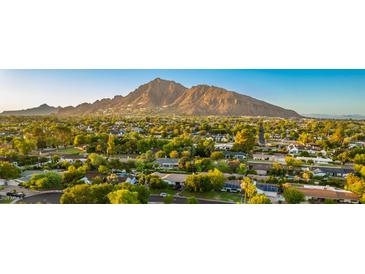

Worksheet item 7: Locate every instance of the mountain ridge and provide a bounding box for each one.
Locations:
[0,104,59,116]
[2,78,302,118]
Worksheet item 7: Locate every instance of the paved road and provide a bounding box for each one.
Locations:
[149,194,232,204]
[16,192,62,204]
[16,193,232,204]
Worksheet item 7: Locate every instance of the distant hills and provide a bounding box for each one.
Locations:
[1,78,301,118]
[1,104,59,116]
[303,114,365,120]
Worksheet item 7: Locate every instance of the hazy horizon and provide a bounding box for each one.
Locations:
[1,69,365,115]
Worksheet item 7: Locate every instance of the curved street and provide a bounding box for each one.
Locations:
[16,192,233,204]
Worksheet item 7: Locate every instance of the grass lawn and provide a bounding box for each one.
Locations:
[56,147,83,155]
[180,190,242,203]
[0,197,13,204]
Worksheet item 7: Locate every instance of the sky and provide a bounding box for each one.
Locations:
[0,69,365,115]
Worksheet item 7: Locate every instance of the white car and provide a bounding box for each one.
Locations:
[160,192,168,198]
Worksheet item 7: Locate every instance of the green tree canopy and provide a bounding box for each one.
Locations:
[0,161,21,180]
[27,171,63,190]
[233,127,256,153]
[108,189,140,204]
[283,187,305,204]
[249,194,272,204]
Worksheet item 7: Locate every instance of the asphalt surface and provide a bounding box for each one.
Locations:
[16,193,232,204]
[149,195,231,204]
[16,192,62,204]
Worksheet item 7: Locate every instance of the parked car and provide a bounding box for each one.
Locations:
[160,192,168,198]
[6,192,26,199]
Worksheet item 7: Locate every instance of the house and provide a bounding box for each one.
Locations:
[223,151,246,160]
[253,153,286,163]
[255,182,283,200]
[125,177,137,185]
[155,158,179,169]
[349,141,365,149]
[80,177,92,184]
[287,144,299,155]
[131,127,144,133]
[60,155,87,164]
[312,166,354,178]
[296,156,333,165]
[214,143,234,151]
[153,172,187,188]
[212,134,229,143]
[247,162,272,176]
[109,129,126,136]
[289,184,359,204]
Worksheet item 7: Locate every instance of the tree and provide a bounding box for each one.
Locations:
[108,189,140,204]
[185,169,225,192]
[90,183,114,204]
[302,171,313,181]
[241,177,256,203]
[107,173,119,184]
[155,150,166,158]
[360,166,365,178]
[0,161,21,179]
[249,194,272,204]
[13,138,36,155]
[210,151,224,160]
[354,154,365,165]
[51,125,72,148]
[298,132,311,145]
[88,153,107,168]
[141,174,168,189]
[73,134,87,146]
[61,184,94,204]
[233,128,256,152]
[98,165,109,175]
[195,139,214,157]
[116,182,150,204]
[51,155,61,164]
[207,168,225,190]
[283,187,305,204]
[345,174,365,196]
[63,165,86,184]
[330,127,344,146]
[285,156,302,169]
[237,163,247,175]
[134,184,150,204]
[181,150,191,158]
[169,150,179,158]
[107,134,116,156]
[26,172,63,190]
[60,183,114,204]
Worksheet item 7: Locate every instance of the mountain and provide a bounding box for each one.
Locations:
[1,104,58,116]
[303,114,365,120]
[3,79,301,118]
[57,78,301,118]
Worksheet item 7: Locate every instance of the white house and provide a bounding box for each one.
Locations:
[214,143,234,151]
[296,156,333,165]
[287,144,299,155]
[80,177,92,185]
[155,158,179,169]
